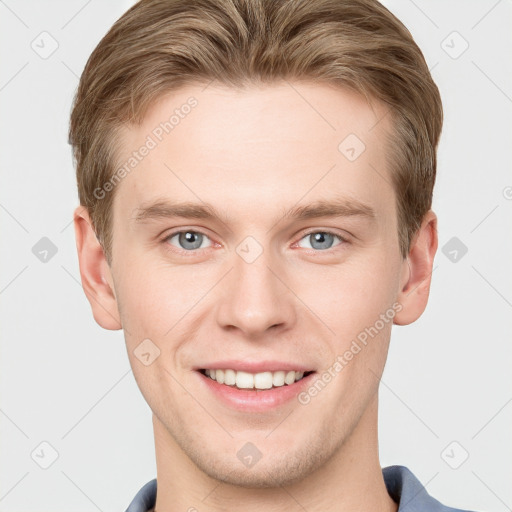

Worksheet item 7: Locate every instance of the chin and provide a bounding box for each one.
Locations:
[189,435,332,489]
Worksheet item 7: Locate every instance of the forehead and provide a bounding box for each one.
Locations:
[113,81,395,227]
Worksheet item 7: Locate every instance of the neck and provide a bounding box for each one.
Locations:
[153,394,397,512]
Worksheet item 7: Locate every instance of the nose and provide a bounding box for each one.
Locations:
[215,247,297,339]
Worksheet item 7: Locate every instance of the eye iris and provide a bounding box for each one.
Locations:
[310,232,334,250]
[179,231,203,250]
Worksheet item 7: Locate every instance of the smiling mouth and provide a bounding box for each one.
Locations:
[199,368,315,390]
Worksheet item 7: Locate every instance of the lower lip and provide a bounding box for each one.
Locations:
[197,371,315,412]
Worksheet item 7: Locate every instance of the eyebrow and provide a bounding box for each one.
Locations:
[132,197,376,225]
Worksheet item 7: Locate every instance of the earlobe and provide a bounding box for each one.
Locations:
[394,210,438,326]
[73,206,122,330]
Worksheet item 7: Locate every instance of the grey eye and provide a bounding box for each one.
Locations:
[168,231,211,251]
[298,232,341,251]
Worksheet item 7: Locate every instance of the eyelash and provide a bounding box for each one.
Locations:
[160,228,349,256]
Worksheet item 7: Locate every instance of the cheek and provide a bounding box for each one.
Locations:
[294,253,399,336]
[114,254,211,337]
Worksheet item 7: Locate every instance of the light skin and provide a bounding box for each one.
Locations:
[74,81,437,511]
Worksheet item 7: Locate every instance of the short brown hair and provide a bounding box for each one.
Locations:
[69,0,443,264]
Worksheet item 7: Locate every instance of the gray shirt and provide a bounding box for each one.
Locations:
[125,465,477,512]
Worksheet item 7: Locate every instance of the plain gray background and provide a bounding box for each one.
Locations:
[1,1,511,510]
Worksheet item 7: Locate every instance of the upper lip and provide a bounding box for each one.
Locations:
[195,360,315,373]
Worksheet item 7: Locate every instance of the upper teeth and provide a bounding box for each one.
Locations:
[205,369,305,389]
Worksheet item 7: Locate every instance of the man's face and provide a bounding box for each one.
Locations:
[108,82,407,486]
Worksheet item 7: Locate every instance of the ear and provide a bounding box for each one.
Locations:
[394,210,438,326]
[73,206,122,330]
